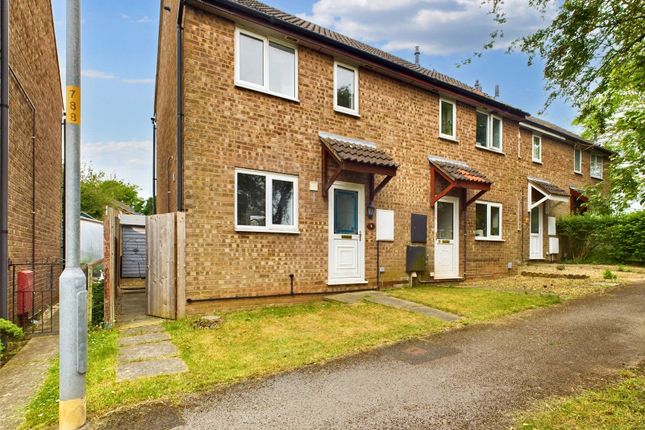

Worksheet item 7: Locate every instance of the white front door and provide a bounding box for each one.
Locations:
[529,205,543,259]
[434,196,459,279]
[328,182,365,285]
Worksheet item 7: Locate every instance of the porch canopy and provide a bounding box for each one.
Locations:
[569,186,589,214]
[428,155,492,208]
[527,177,569,211]
[320,132,398,206]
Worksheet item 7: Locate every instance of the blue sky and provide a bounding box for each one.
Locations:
[52,0,577,199]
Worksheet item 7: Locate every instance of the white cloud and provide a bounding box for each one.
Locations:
[299,0,556,56]
[82,140,153,198]
[120,13,131,21]
[122,78,155,85]
[81,69,116,79]
[137,16,152,23]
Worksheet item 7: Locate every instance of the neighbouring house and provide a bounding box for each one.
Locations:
[1,0,63,326]
[153,0,611,311]
[80,213,104,263]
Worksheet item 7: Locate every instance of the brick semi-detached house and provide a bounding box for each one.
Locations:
[2,1,63,320]
[154,0,610,308]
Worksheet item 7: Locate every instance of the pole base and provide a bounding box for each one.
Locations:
[59,397,86,430]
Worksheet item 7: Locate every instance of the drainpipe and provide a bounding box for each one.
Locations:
[0,0,9,322]
[151,116,156,214]
[176,0,185,212]
[9,66,36,271]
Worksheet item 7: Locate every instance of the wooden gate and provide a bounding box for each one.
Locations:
[146,212,185,319]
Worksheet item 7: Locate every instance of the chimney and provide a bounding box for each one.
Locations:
[474,80,482,91]
[414,46,420,66]
[494,84,500,98]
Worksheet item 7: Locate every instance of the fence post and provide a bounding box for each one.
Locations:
[86,264,92,326]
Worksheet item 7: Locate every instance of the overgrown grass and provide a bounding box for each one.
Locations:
[22,287,561,428]
[516,368,645,429]
[389,286,561,322]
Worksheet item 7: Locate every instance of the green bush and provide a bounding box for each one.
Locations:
[0,318,25,355]
[558,211,645,264]
[91,278,105,326]
[603,269,617,280]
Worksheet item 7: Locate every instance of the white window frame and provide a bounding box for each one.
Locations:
[439,98,457,141]
[475,110,503,152]
[235,168,299,234]
[333,61,359,116]
[590,153,603,179]
[532,134,542,164]
[475,201,503,241]
[574,147,582,174]
[234,27,299,102]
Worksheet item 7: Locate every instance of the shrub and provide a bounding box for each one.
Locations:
[556,264,566,271]
[558,211,645,264]
[0,318,25,355]
[603,270,617,280]
[91,278,105,326]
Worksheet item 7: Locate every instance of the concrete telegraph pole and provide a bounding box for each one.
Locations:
[59,0,87,428]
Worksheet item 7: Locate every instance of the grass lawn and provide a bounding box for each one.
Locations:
[389,286,561,322]
[23,287,562,428]
[515,367,645,429]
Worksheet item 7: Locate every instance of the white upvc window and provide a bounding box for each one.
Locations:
[532,134,542,163]
[574,147,582,174]
[439,98,457,140]
[333,62,359,116]
[235,168,299,233]
[234,28,298,101]
[476,111,503,152]
[475,201,503,241]
[590,153,603,179]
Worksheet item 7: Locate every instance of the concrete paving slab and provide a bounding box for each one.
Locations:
[0,335,58,430]
[118,341,178,362]
[325,290,461,321]
[119,332,171,346]
[116,358,188,382]
[366,294,461,321]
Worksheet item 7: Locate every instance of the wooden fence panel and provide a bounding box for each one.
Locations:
[146,213,177,319]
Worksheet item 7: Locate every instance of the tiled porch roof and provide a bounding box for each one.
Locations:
[320,132,397,168]
[528,177,569,197]
[428,156,492,185]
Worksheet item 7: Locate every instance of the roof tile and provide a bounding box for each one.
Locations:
[320,133,397,168]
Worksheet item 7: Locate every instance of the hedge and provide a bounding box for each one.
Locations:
[557,211,645,264]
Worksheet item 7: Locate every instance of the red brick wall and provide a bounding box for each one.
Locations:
[155,7,608,304]
[6,0,63,316]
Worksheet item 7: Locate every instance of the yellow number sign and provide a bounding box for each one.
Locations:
[66,85,80,125]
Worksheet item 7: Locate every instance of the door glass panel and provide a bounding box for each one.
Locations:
[436,201,454,240]
[334,189,358,234]
[272,179,294,225]
[530,206,540,234]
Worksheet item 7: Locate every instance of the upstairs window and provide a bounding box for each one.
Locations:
[235,28,297,100]
[574,147,582,174]
[532,135,542,163]
[590,153,603,179]
[476,111,503,152]
[475,202,502,241]
[235,169,299,233]
[334,62,359,116]
[439,98,457,140]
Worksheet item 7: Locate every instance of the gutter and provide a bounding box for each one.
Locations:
[176,0,185,212]
[189,0,529,119]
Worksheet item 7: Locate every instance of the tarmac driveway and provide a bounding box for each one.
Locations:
[108,283,645,430]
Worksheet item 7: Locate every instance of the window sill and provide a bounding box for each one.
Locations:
[590,175,604,181]
[236,227,300,235]
[327,280,369,286]
[574,171,582,176]
[475,237,505,242]
[334,107,361,118]
[532,159,543,165]
[234,81,300,103]
[439,135,459,144]
[475,144,504,155]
